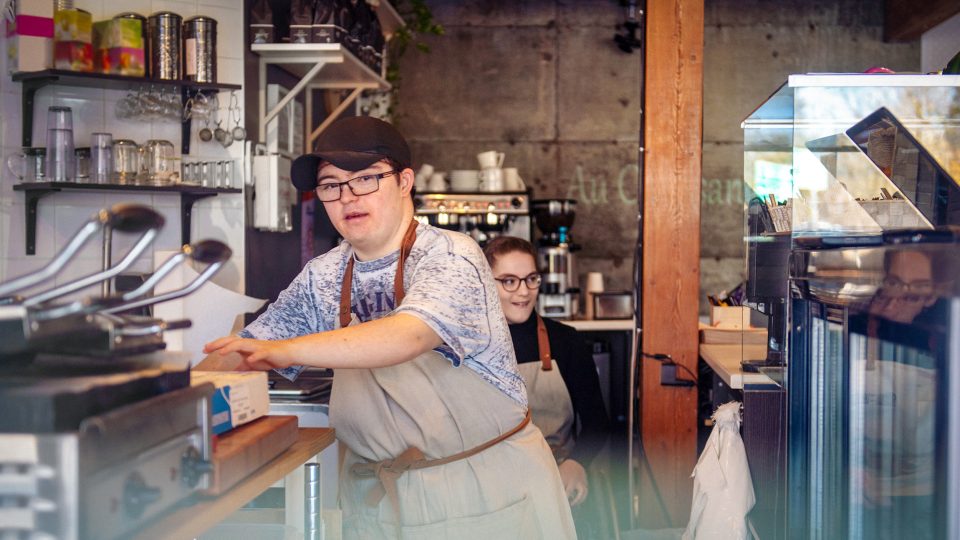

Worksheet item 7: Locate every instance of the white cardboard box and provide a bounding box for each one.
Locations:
[192,371,270,435]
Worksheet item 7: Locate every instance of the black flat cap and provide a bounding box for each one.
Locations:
[290,116,412,191]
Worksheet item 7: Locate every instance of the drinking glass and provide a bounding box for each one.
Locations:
[6,148,46,182]
[112,139,140,184]
[45,106,75,182]
[90,133,113,184]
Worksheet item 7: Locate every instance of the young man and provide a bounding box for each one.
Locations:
[203,116,575,538]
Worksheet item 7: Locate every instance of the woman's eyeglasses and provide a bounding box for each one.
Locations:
[494,273,542,292]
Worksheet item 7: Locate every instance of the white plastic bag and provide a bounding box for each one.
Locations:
[682,401,755,540]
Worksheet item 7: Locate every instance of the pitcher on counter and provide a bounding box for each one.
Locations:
[201,116,575,539]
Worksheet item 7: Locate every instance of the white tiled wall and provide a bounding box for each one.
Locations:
[0,0,248,303]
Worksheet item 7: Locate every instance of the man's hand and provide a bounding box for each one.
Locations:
[200,313,443,372]
[558,459,588,506]
[203,335,296,371]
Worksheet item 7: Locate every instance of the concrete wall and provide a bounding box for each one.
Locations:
[395,0,921,312]
[394,0,642,294]
[700,0,920,312]
[922,11,960,73]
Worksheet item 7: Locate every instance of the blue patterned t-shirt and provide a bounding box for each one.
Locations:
[240,222,527,406]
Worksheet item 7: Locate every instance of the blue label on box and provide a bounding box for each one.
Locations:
[211,386,233,435]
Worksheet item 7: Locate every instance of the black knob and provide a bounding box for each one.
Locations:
[123,472,162,518]
[181,446,213,488]
[510,197,523,208]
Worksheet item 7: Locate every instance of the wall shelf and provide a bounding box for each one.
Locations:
[367,0,405,39]
[252,43,391,152]
[12,182,241,255]
[11,70,242,155]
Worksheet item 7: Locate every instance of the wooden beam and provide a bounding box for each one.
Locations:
[885,0,960,42]
[639,0,704,529]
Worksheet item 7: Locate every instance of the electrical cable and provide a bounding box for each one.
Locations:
[642,352,698,385]
[631,335,674,529]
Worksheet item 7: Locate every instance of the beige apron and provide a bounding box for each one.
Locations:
[515,315,576,463]
[329,221,576,539]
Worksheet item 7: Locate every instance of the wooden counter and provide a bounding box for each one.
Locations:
[564,319,634,332]
[699,343,774,389]
[132,427,336,540]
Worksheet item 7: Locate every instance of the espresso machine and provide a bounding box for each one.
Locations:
[532,199,578,319]
[413,191,532,244]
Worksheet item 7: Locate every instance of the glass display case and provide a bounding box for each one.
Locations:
[790,241,960,540]
[740,74,960,370]
[739,75,960,540]
[744,74,960,240]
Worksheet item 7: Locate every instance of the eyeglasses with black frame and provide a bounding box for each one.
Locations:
[315,170,398,202]
[494,273,542,292]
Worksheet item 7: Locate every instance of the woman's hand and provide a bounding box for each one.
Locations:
[203,335,296,371]
[558,459,588,506]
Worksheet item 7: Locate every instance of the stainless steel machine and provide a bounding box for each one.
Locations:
[532,199,578,318]
[413,191,532,244]
[0,203,231,540]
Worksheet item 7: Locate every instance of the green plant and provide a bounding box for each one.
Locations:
[383,0,444,119]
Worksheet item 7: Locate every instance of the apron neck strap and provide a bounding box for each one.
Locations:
[340,220,419,328]
[536,314,552,371]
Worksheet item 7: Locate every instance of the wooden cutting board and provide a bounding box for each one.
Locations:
[206,415,299,495]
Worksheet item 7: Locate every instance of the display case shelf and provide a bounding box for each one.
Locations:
[12,182,241,255]
[11,70,242,154]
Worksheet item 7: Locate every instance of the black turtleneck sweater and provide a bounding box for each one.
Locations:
[508,312,611,466]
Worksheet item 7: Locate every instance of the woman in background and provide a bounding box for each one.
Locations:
[483,236,610,518]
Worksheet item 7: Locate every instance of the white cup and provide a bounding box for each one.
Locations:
[476,150,505,170]
[415,163,434,190]
[479,167,504,192]
[584,272,604,320]
[449,170,479,191]
[503,167,524,191]
[427,172,447,192]
[586,272,604,293]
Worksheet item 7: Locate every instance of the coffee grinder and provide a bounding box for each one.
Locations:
[532,199,578,318]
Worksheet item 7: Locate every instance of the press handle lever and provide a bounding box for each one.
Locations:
[22,207,165,308]
[120,240,232,303]
[103,240,232,315]
[108,203,166,233]
[0,204,162,300]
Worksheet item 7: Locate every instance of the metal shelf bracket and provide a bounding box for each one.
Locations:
[180,192,219,248]
[22,187,60,255]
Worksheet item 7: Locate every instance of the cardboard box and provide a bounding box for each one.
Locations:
[94,47,145,76]
[6,8,54,73]
[93,18,144,49]
[53,8,91,43]
[192,371,271,435]
[709,306,751,329]
[54,40,93,71]
[14,0,53,18]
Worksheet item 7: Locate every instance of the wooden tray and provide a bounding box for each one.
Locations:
[699,323,767,345]
[206,415,299,495]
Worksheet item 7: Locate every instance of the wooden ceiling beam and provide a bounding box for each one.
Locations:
[884,0,960,42]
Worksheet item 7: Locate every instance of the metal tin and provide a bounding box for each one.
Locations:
[183,16,217,84]
[115,12,148,74]
[147,11,182,80]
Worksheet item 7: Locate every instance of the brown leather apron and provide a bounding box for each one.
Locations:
[329,220,575,539]
[515,315,576,463]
